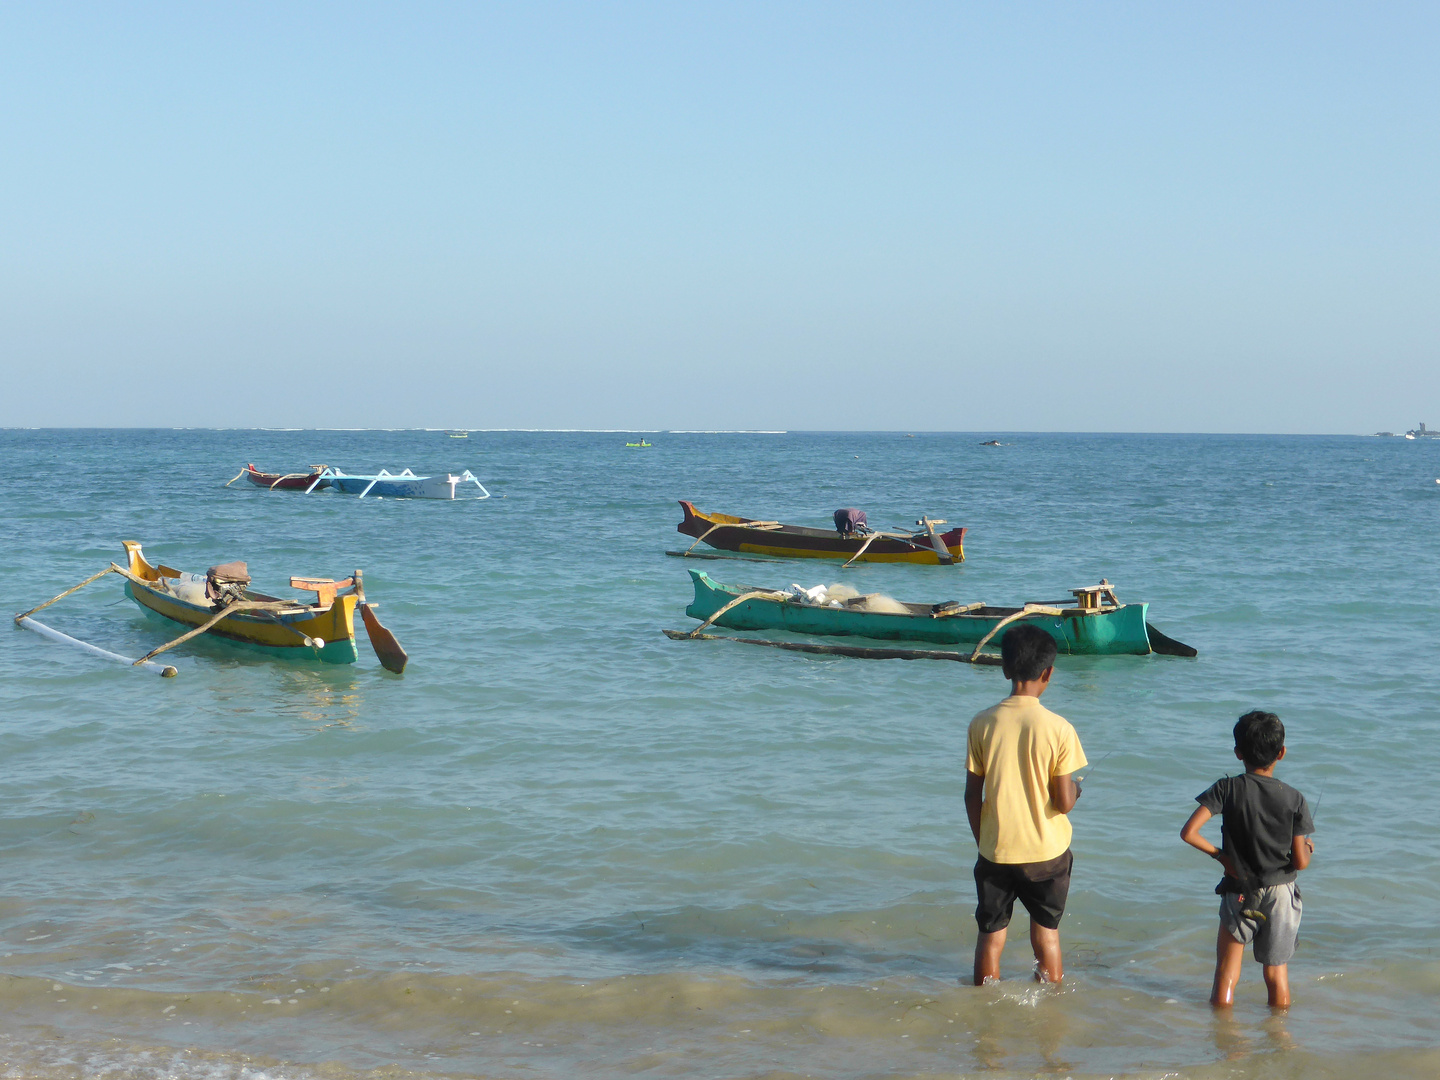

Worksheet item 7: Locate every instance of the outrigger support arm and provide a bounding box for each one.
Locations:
[686,589,790,638]
[969,604,1065,662]
[131,598,300,666]
[14,566,118,622]
[682,519,781,556]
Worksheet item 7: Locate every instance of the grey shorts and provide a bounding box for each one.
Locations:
[1219,881,1303,966]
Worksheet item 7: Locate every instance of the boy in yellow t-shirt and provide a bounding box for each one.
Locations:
[965,624,1087,985]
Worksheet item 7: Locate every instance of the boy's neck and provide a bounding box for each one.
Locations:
[1245,764,1278,778]
[1009,678,1048,698]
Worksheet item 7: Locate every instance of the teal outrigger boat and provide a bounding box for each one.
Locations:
[681,570,1195,657]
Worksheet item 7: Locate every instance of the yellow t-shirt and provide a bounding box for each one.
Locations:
[966,695,1088,864]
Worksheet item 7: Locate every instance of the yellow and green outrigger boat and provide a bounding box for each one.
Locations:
[15,542,410,677]
[678,570,1196,658]
[115,542,407,670]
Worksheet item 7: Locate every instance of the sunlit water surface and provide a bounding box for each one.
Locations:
[2,429,1438,1079]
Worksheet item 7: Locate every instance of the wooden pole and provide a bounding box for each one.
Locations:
[919,516,955,565]
[681,520,780,556]
[130,599,297,666]
[663,629,1004,666]
[968,605,1064,662]
[15,566,118,621]
[685,589,789,637]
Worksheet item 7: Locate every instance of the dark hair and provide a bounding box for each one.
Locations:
[1001,624,1058,681]
[1234,710,1285,769]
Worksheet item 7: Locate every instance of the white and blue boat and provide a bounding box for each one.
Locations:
[318,468,491,500]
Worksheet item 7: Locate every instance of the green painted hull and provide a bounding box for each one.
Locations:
[683,570,1155,655]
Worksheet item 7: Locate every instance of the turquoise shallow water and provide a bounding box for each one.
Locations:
[2,429,1439,1079]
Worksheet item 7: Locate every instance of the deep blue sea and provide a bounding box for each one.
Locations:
[2,429,1438,1079]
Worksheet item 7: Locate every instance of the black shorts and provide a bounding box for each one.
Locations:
[974,849,1073,933]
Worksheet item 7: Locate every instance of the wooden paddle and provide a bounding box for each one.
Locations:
[360,602,408,674]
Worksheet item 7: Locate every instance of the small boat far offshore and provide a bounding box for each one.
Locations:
[672,500,964,564]
[681,570,1196,657]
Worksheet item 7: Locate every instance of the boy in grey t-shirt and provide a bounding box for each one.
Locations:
[1180,711,1315,1008]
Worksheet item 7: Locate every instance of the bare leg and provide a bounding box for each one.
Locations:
[1030,922,1064,982]
[1210,925,1246,1007]
[1262,963,1290,1008]
[974,928,1007,985]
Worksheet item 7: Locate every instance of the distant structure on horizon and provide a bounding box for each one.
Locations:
[1372,422,1437,438]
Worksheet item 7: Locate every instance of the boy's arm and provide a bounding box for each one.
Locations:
[1049,772,1080,813]
[1290,834,1314,871]
[1181,805,1237,877]
[964,771,984,843]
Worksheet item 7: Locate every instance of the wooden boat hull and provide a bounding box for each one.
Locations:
[242,464,330,491]
[676,501,965,564]
[121,543,359,664]
[683,570,1156,655]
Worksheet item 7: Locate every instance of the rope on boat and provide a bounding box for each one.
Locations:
[685,589,790,638]
[681,520,781,556]
[969,604,1066,662]
[14,566,118,622]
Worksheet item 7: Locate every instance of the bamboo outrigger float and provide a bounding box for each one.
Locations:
[13,542,408,676]
[671,570,1196,660]
[670,501,965,565]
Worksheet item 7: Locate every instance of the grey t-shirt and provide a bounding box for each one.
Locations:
[1196,773,1314,891]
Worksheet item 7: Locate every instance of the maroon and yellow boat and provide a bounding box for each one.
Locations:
[671,500,965,565]
[235,464,331,491]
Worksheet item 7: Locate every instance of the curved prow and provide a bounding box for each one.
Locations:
[1146,623,1197,657]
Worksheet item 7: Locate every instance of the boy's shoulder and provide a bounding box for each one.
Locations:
[1198,772,1307,812]
[970,695,1068,722]
[968,697,1074,744]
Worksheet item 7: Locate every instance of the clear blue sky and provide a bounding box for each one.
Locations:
[2,2,1436,431]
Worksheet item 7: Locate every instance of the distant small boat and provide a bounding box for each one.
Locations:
[980,440,1002,446]
[681,570,1195,657]
[321,468,491,500]
[672,501,964,564]
[447,431,469,438]
[626,440,652,448]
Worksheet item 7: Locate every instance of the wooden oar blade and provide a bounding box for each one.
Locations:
[361,603,408,674]
[1146,622,1198,657]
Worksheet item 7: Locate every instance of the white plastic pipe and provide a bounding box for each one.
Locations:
[16,616,178,677]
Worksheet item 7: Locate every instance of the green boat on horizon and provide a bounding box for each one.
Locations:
[681,570,1196,657]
